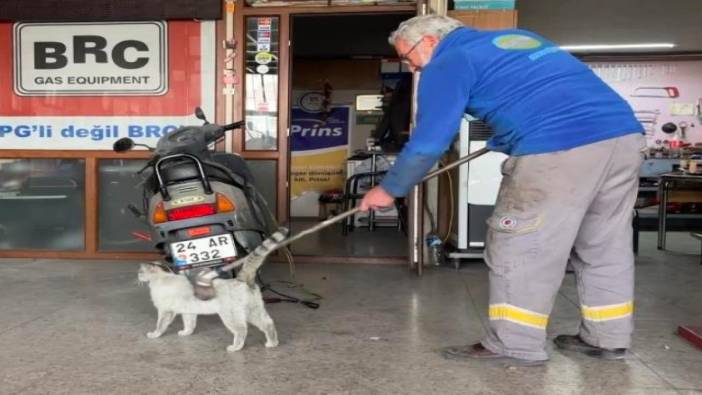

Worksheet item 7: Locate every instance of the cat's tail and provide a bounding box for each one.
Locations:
[236,227,289,286]
[192,228,289,299]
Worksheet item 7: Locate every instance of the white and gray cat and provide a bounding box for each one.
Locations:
[137,231,286,352]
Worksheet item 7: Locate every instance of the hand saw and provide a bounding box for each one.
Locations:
[631,86,680,98]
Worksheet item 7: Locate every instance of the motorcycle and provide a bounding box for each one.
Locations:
[113,107,276,283]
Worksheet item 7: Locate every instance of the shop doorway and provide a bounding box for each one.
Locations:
[287,12,414,258]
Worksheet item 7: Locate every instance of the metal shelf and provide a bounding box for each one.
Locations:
[639,212,702,220]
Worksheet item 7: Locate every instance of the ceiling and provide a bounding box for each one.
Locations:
[292,13,413,58]
[518,0,702,53]
[291,1,702,58]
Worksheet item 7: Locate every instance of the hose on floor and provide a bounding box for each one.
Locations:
[251,188,322,309]
[257,272,321,309]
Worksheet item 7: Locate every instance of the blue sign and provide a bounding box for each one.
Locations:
[291,107,350,152]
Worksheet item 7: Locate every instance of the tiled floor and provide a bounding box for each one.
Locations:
[289,218,407,257]
[1,231,701,394]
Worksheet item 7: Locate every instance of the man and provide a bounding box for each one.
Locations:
[360,15,645,366]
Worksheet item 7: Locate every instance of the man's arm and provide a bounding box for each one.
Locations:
[376,53,474,198]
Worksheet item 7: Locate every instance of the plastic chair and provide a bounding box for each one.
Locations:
[318,189,344,219]
[339,171,406,235]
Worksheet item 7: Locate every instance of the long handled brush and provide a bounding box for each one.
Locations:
[193,147,490,299]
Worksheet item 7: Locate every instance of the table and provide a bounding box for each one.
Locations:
[657,172,702,250]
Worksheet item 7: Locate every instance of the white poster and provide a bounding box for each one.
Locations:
[14,22,168,96]
[0,20,216,150]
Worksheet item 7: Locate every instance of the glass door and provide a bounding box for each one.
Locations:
[235,14,291,225]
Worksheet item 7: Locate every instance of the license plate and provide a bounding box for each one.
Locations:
[170,234,236,267]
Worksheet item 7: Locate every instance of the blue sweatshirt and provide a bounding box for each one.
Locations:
[380,27,644,197]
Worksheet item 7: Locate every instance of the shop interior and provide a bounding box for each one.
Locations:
[287,12,414,257]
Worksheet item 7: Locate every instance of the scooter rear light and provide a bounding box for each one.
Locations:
[216,193,236,213]
[187,226,211,237]
[167,204,217,221]
[153,202,168,224]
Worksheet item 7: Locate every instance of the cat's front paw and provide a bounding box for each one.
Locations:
[147,331,162,339]
[226,343,244,352]
[265,340,279,348]
[178,329,193,337]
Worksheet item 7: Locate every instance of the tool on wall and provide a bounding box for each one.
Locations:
[678,121,689,140]
[634,110,660,137]
[631,86,680,98]
[661,122,678,134]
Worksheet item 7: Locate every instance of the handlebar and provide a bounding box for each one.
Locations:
[222,120,245,131]
[126,118,247,158]
[209,120,244,142]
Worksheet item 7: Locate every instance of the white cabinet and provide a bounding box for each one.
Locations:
[450,118,506,256]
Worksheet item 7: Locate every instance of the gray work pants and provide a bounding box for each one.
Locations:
[481,133,645,361]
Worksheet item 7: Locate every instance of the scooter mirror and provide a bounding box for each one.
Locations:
[113,137,136,152]
[194,107,208,123]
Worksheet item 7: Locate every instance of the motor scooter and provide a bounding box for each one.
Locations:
[113,107,276,282]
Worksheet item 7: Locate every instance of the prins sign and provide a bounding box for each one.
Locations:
[0,21,215,150]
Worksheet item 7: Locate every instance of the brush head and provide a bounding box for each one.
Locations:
[191,268,220,300]
[274,227,289,240]
[193,284,216,301]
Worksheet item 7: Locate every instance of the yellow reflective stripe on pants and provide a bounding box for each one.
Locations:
[581,301,634,322]
[489,304,549,330]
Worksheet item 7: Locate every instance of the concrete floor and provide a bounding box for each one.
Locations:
[289,219,407,257]
[1,232,701,394]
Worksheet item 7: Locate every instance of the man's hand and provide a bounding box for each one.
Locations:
[359,186,395,212]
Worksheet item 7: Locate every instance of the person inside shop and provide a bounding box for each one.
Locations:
[372,74,412,152]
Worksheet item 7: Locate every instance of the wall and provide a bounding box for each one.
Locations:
[0,0,221,21]
[290,59,384,217]
[518,0,702,52]
[292,59,383,152]
[0,21,216,150]
[587,60,702,146]
[0,20,214,258]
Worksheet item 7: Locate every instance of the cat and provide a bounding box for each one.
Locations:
[137,263,279,352]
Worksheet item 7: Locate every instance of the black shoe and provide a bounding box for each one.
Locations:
[554,335,627,360]
[441,343,547,367]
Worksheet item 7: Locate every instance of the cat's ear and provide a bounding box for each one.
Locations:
[150,262,162,271]
[142,262,160,272]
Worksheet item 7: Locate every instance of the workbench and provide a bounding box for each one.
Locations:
[657,172,702,250]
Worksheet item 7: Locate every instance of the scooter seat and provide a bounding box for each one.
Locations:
[160,155,252,188]
[161,161,201,184]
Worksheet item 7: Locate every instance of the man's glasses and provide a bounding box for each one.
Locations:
[398,38,424,64]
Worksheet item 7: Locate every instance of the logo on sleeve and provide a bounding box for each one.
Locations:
[493,34,542,50]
